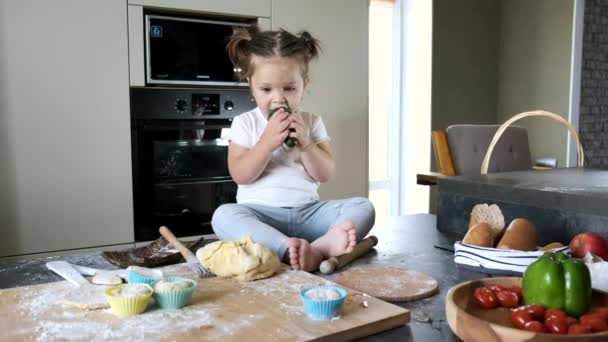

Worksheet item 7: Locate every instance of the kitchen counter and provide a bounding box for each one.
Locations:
[0,214,487,341]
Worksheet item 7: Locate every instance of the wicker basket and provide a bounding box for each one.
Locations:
[480,110,584,175]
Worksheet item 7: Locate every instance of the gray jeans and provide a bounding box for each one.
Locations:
[211,197,375,259]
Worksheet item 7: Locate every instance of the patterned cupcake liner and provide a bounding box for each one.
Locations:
[126,266,163,284]
[105,284,153,318]
[300,286,347,320]
[153,277,198,309]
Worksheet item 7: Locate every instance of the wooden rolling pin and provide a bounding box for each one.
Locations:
[319,235,378,274]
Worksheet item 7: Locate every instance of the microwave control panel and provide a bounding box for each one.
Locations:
[131,88,254,120]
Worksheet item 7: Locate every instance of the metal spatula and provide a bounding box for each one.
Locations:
[159,226,213,278]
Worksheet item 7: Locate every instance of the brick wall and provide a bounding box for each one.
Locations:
[581,0,608,167]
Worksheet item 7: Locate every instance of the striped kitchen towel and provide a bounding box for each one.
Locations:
[454,241,569,275]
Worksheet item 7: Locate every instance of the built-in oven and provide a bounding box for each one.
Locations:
[130,87,254,241]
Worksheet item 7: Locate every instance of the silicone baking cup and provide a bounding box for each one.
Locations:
[126,266,163,285]
[300,286,347,320]
[105,284,153,318]
[153,277,198,309]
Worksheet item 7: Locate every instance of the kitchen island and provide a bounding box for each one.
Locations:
[0,214,487,341]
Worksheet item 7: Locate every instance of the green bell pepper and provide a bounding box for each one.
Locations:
[522,252,592,317]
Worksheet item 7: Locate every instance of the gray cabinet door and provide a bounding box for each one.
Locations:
[0,0,134,256]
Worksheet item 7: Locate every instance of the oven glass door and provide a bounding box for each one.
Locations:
[132,121,236,241]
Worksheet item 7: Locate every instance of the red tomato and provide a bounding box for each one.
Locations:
[579,314,608,332]
[510,285,523,304]
[488,285,506,295]
[515,304,545,320]
[544,316,568,334]
[568,323,592,335]
[565,316,578,327]
[544,308,568,321]
[588,307,608,322]
[524,320,545,333]
[511,310,533,329]
[496,290,519,308]
[474,287,499,309]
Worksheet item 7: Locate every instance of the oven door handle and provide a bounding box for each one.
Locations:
[142,124,228,130]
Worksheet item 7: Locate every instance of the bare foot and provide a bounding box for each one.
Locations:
[285,238,324,272]
[311,221,357,257]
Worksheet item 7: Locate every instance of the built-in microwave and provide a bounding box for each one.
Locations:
[145,13,251,87]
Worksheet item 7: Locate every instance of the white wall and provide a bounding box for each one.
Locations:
[497,0,574,167]
[271,0,369,199]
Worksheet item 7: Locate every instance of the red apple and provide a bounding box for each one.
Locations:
[569,232,608,260]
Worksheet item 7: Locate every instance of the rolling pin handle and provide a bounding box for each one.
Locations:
[319,257,339,274]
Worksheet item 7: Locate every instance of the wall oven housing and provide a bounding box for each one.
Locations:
[130,87,254,241]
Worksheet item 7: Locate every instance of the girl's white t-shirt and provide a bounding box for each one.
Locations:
[227,107,331,207]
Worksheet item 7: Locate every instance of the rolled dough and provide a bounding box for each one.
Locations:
[63,284,111,310]
[196,236,280,281]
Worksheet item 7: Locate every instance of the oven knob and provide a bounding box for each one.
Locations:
[175,99,187,113]
[224,100,234,111]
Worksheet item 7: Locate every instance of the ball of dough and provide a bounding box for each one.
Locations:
[154,280,192,292]
[196,236,280,281]
[112,284,151,298]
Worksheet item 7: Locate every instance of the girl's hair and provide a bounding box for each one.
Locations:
[227,26,321,81]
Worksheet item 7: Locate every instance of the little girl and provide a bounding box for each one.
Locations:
[211,27,375,272]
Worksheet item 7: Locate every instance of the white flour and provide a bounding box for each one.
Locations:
[5,264,346,341]
[10,263,297,341]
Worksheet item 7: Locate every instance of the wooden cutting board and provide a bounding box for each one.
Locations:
[0,263,409,341]
[335,267,438,302]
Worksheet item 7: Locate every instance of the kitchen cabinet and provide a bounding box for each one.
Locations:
[0,0,133,256]
[271,0,369,199]
[127,0,271,18]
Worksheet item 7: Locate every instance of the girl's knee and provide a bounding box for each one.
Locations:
[211,203,242,236]
[351,197,376,217]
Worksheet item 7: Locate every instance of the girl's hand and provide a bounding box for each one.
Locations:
[259,108,291,151]
[288,110,312,150]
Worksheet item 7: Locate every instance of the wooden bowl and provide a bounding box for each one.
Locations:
[445,277,608,342]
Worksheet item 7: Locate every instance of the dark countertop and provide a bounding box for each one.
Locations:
[438,168,608,216]
[0,214,490,341]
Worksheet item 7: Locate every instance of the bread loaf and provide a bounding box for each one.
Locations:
[462,222,495,247]
[469,204,505,242]
[495,218,537,251]
[540,242,564,251]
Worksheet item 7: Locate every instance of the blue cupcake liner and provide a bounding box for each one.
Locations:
[153,276,198,309]
[300,286,347,320]
[126,266,163,285]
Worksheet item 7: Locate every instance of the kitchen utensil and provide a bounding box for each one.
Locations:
[446,277,608,342]
[69,263,127,285]
[101,235,209,268]
[335,267,438,302]
[319,236,378,274]
[159,226,213,278]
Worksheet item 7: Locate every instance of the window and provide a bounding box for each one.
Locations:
[368,0,394,229]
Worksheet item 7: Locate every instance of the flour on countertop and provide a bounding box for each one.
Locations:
[11,263,265,341]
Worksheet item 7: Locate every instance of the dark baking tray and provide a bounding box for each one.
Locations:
[102,236,215,268]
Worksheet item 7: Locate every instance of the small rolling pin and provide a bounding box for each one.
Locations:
[319,235,378,274]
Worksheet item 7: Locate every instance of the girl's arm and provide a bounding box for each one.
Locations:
[227,142,273,184]
[300,142,335,183]
[228,110,291,184]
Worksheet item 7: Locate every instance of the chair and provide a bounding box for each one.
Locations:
[417,125,532,185]
[441,125,532,176]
